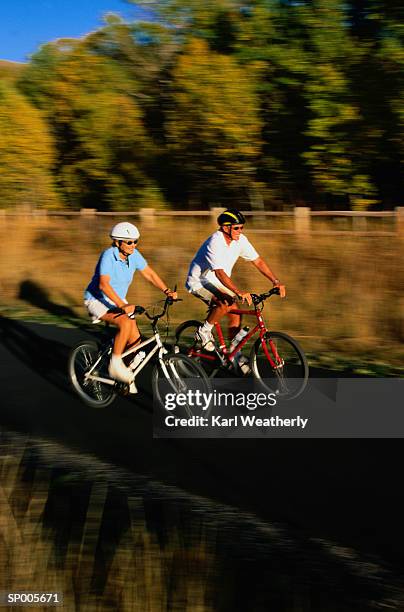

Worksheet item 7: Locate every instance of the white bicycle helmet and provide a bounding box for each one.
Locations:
[110,222,140,241]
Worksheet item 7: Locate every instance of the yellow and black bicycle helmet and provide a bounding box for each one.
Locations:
[217,208,246,226]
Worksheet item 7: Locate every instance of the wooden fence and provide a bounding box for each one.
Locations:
[1,206,403,236]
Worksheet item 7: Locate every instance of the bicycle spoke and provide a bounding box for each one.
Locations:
[152,353,211,418]
[251,332,308,400]
[69,341,116,408]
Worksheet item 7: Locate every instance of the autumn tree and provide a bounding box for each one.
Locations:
[0,82,59,209]
[19,35,160,210]
[166,38,262,207]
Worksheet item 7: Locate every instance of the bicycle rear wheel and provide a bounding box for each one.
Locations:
[152,353,212,417]
[250,332,309,400]
[68,341,117,408]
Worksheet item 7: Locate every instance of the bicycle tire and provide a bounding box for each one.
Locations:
[152,353,212,418]
[68,341,117,408]
[250,331,309,400]
[175,320,220,376]
[175,320,203,354]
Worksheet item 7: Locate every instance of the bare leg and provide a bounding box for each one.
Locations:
[101,312,140,355]
[227,311,241,341]
[206,297,241,340]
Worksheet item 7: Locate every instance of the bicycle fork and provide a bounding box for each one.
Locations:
[261,332,285,370]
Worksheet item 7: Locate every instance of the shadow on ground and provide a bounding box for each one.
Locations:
[18,280,82,324]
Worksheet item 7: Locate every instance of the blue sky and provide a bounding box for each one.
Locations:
[2,0,145,63]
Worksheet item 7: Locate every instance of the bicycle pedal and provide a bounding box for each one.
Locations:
[115,382,130,396]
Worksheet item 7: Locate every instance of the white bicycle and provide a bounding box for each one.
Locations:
[68,296,210,410]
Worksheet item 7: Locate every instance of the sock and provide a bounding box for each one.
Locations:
[111,354,123,364]
[201,321,214,332]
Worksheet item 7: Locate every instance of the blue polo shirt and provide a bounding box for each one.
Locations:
[84,246,147,306]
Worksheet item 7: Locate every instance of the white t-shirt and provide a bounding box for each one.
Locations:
[186,230,259,293]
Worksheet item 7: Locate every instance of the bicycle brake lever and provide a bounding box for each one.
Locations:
[133,305,146,315]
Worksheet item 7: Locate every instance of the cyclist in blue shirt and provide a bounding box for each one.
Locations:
[85,222,177,383]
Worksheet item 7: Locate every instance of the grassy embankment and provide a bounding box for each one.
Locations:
[0,442,215,611]
[1,436,401,611]
[0,215,403,375]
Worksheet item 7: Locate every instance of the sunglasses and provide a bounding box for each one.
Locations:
[120,239,138,245]
[232,225,244,231]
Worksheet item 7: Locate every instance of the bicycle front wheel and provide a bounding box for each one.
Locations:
[68,341,117,408]
[250,332,309,400]
[152,353,211,417]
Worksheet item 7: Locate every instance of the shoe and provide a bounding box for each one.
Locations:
[108,356,133,384]
[129,381,138,394]
[196,326,215,352]
[234,353,251,375]
[129,351,146,370]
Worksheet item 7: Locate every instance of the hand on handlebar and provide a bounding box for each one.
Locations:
[165,289,178,300]
[273,283,286,298]
[122,304,137,315]
[237,292,253,306]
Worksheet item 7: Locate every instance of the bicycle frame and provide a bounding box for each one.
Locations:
[189,306,282,369]
[85,329,170,386]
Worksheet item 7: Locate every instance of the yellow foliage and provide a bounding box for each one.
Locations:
[167,38,262,191]
[0,84,59,209]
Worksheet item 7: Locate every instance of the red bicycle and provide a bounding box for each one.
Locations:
[175,288,309,400]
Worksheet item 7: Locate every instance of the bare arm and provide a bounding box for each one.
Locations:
[140,265,177,298]
[251,257,286,297]
[214,269,252,305]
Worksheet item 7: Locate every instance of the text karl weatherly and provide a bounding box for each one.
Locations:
[165,415,309,429]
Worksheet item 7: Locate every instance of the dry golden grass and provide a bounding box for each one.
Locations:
[0,448,215,611]
[0,215,403,369]
[1,439,404,611]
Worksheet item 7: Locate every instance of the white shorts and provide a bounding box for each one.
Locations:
[84,298,127,323]
[189,282,236,305]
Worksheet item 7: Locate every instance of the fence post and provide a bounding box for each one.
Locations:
[80,208,97,232]
[294,207,311,235]
[211,207,225,227]
[352,214,367,232]
[33,208,48,226]
[140,207,155,228]
[396,207,404,238]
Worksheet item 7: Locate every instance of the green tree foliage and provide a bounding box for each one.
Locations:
[347,0,404,207]
[295,0,376,208]
[0,1,399,210]
[0,82,59,209]
[19,35,160,210]
[166,38,262,207]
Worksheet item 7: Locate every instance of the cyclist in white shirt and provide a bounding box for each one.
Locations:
[185,209,286,351]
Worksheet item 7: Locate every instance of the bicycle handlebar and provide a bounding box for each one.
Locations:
[113,282,182,324]
[114,286,277,321]
[141,296,182,322]
[115,296,182,324]
[250,286,280,305]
